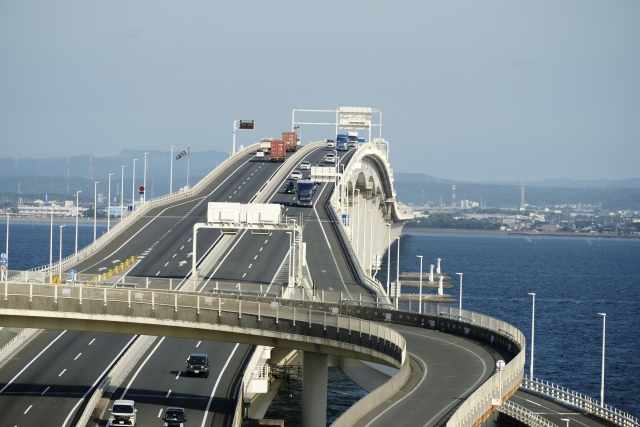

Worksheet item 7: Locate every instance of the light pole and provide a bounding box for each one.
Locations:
[362,203,367,265]
[369,209,373,277]
[107,173,113,232]
[395,236,400,309]
[232,120,239,154]
[75,190,81,254]
[143,152,149,203]
[417,255,423,314]
[496,359,505,401]
[355,189,360,254]
[294,125,301,146]
[170,146,174,195]
[49,205,53,283]
[120,165,126,221]
[93,181,100,242]
[58,225,66,280]
[456,273,463,315]
[386,222,391,296]
[5,211,9,268]
[598,312,606,406]
[132,159,137,212]
[286,231,292,286]
[528,292,536,379]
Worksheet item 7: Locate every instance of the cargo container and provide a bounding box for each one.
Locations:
[270,140,286,162]
[282,132,298,152]
[259,138,273,153]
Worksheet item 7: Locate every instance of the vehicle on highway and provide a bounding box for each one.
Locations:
[336,134,349,151]
[255,149,265,158]
[163,407,187,427]
[299,160,311,170]
[186,353,210,377]
[324,153,336,164]
[296,180,315,207]
[326,139,335,148]
[270,139,286,162]
[290,170,302,180]
[109,399,137,426]
[283,181,296,194]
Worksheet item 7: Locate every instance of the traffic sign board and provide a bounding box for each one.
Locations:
[0,265,7,271]
[138,185,145,194]
[68,269,77,279]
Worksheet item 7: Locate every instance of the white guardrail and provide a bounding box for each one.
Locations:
[521,376,639,427]
[0,328,40,365]
[498,400,559,427]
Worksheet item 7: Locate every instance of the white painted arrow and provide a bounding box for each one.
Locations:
[186,253,193,258]
[178,261,187,266]
[98,267,107,271]
[111,259,120,264]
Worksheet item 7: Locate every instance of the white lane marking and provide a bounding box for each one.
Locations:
[510,395,591,427]
[176,371,181,379]
[178,260,187,266]
[120,337,166,399]
[41,386,50,395]
[164,262,169,267]
[254,255,257,260]
[158,408,163,418]
[188,238,192,242]
[285,207,289,211]
[74,353,82,360]
[166,389,172,398]
[62,335,137,427]
[264,239,268,244]
[228,196,232,199]
[242,273,247,278]
[172,254,177,258]
[259,247,263,251]
[180,246,184,250]
[0,330,67,394]
[234,190,237,194]
[200,344,239,427]
[155,271,161,276]
[198,229,248,292]
[88,338,95,345]
[238,186,241,189]
[59,369,66,377]
[196,341,201,348]
[24,404,33,414]
[248,264,252,268]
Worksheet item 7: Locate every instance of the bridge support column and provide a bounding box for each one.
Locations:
[302,351,328,427]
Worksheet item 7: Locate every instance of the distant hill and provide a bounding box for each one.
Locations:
[395,173,640,188]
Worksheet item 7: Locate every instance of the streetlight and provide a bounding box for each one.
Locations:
[417,255,423,314]
[386,222,391,296]
[598,312,606,406]
[232,120,239,154]
[75,190,81,254]
[120,165,126,221]
[528,292,536,379]
[49,205,53,283]
[496,359,505,402]
[170,146,174,195]
[58,225,66,280]
[362,203,367,265]
[143,152,149,203]
[395,236,400,309]
[131,159,137,212]
[286,231,292,286]
[107,173,113,232]
[93,181,100,242]
[294,125,301,147]
[5,211,9,271]
[355,189,360,254]
[456,273,463,315]
[369,209,373,277]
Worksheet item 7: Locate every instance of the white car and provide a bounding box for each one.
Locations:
[255,150,265,158]
[324,153,336,164]
[299,161,311,170]
[290,170,303,180]
[326,140,335,148]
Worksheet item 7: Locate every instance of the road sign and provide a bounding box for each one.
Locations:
[239,120,254,130]
[139,185,145,194]
[0,265,7,271]
[176,150,188,160]
[68,269,77,279]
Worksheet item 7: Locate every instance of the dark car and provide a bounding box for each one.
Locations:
[186,353,210,377]
[283,181,296,194]
[163,407,186,427]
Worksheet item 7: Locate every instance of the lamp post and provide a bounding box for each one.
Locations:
[395,236,400,309]
[232,120,239,154]
[456,273,463,315]
[286,231,292,286]
[75,190,81,255]
[93,181,99,242]
[294,125,301,146]
[369,209,373,277]
[355,189,360,254]
[362,204,367,265]
[132,159,137,212]
[598,312,606,406]
[386,222,391,296]
[49,205,53,283]
[170,146,174,195]
[58,225,66,280]
[496,359,505,401]
[143,152,149,203]
[528,292,536,379]
[120,165,126,221]
[417,255,423,313]
[107,173,113,232]
[5,211,9,269]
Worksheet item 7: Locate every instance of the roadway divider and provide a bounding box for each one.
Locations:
[498,400,558,427]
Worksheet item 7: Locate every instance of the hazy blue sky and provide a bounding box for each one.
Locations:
[1,1,638,182]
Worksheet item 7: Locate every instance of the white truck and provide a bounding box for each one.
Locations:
[259,138,273,153]
[109,399,137,426]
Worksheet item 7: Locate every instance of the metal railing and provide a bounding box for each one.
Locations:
[498,400,559,427]
[521,376,639,427]
[0,328,40,364]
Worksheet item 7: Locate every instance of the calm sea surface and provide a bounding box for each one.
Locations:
[2,223,639,422]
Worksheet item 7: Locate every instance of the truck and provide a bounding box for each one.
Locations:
[336,134,349,151]
[358,137,366,146]
[348,132,359,147]
[270,139,286,162]
[282,131,298,152]
[296,180,315,207]
[259,138,273,153]
[109,400,137,426]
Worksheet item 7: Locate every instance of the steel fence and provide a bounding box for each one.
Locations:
[498,400,559,427]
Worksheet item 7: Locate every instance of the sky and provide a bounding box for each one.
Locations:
[1,1,638,182]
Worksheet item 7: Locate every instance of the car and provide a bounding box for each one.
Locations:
[109,399,137,426]
[186,353,210,377]
[324,153,336,164]
[290,170,302,180]
[283,181,296,194]
[255,149,265,158]
[163,407,187,427]
[326,140,335,148]
[299,161,311,170]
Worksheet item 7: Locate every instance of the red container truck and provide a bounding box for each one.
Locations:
[282,131,298,152]
[270,140,286,162]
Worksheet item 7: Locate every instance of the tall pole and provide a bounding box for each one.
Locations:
[386,222,391,296]
[417,255,423,314]
[186,146,190,188]
[528,292,536,379]
[369,209,373,277]
[395,236,401,309]
[599,312,606,406]
[143,152,149,203]
[132,159,137,212]
[59,225,66,280]
[75,190,81,254]
[170,146,174,195]
[93,181,99,242]
[49,205,53,283]
[355,189,360,254]
[5,212,9,268]
[107,173,113,232]
[232,120,238,154]
[286,232,292,286]
[120,165,126,221]
[456,273,463,314]
[362,204,367,265]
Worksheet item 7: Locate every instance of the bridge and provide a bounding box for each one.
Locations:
[0,108,636,427]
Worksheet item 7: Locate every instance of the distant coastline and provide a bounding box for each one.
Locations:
[403,227,640,239]
[8,217,109,224]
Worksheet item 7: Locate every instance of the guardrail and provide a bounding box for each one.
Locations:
[498,400,559,427]
[0,328,40,365]
[521,376,639,427]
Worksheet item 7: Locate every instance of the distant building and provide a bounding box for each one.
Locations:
[16,201,88,218]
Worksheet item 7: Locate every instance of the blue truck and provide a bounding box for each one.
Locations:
[336,134,349,151]
[358,137,365,146]
[296,180,315,207]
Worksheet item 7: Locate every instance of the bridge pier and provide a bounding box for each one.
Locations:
[302,351,328,427]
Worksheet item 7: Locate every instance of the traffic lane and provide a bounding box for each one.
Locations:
[353,324,496,427]
[510,390,610,427]
[110,338,252,426]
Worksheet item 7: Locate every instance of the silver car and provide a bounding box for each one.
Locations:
[299,161,311,170]
[290,170,303,180]
[324,153,336,164]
